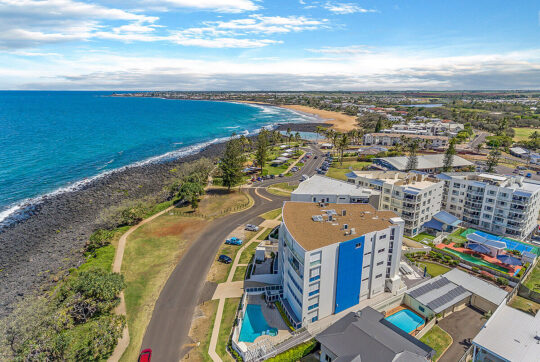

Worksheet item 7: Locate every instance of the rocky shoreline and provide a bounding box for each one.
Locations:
[0,140,232,317]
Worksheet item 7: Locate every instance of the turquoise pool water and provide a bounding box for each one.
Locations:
[238,304,278,343]
[385,309,424,334]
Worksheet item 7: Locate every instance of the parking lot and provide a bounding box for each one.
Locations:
[437,306,485,362]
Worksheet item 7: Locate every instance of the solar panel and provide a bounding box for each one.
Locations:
[427,285,469,312]
[408,278,450,299]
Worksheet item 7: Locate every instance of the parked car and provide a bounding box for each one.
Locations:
[526,173,532,178]
[314,156,318,159]
[291,167,299,172]
[519,171,525,176]
[279,173,284,177]
[225,237,243,245]
[513,169,519,173]
[270,174,275,179]
[245,224,259,232]
[301,174,310,181]
[218,255,232,264]
[257,177,262,181]
[138,349,152,362]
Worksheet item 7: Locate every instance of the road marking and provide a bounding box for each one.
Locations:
[254,187,272,201]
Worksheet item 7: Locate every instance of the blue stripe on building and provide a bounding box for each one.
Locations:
[334,236,364,313]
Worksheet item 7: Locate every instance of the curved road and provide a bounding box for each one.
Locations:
[141,145,324,361]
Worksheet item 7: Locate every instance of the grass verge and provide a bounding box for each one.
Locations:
[411,232,436,243]
[327,161,371,181]
[233,266,247,282]
[184,300,219,362]
[513,127,539,142]
[419,325,452,361]
[216,298,241,362]
[260,208,282,220]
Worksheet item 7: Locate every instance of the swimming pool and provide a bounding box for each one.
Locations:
[238,304,278,343]
[385,309,425,334]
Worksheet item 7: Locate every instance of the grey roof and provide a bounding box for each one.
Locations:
[292,175,375,198]
[443,268,508,305]
[406,276,471,313]
[473,303,540,361]
[316,308,434,362]
[432,210,461,227]
[375,154,473,171]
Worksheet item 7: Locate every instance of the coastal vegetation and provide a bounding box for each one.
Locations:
[0,239,126,361]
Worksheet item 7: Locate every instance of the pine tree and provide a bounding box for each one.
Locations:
[442,139,457,172]
[255,129,269,169]
[220,137,245,191]
[486,144,501,173]
[406,140,419,171]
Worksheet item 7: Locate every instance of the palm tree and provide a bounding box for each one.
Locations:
[338,133,349,165]
[316,125,325,142]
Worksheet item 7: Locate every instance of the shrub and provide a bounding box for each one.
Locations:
[86,229,115,253]
[472,267,480,273]
[266,340,317,362]
[496,277,509,286]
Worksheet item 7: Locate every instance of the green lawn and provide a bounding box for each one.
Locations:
[418,261,451,277]
[232,266,247,282]
[327,161,371,181]
[419,325,452,361]
[411,232,436,243]
[216,298,241,361]
[523,262,540,292]
[239,241,260,264]
[508,295,540,316]
[447,228,468,244]
[267,182,298,197]
[513,127,539,142]
[257,228,273,240]
[260,208,282,220]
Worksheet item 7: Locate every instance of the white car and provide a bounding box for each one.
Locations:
[245,224,259,232]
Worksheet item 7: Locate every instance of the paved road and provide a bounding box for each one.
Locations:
[140,145,324,361]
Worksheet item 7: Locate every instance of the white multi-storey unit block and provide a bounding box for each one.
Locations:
[278,202,404,328]
[346,171,445,237]
[437,173,540,239]
[363,133,449,149]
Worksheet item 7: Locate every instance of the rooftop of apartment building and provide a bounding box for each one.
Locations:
[437,172,540,192]
[347,170,443,190]
[292,174,377,197]
[282,201,401,251]
[371,154,473,171]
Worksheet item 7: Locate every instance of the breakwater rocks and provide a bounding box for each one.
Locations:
[0,141,227,318]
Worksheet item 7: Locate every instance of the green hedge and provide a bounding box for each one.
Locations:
[275,301,295,331]
[266,339,317,362]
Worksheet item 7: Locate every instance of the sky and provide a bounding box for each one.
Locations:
[1,0,539,90]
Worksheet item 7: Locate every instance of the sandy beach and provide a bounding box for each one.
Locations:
[280,104,358,132]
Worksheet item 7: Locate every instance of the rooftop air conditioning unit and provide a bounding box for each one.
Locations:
[350,228,356,235]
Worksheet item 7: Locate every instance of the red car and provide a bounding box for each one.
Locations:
[138,349,152,362]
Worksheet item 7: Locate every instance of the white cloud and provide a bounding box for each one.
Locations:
[3,48,540,90]
[144,0,260,13]
[324,2,377,15]
[307,45,372,55]
[0,0,159,49]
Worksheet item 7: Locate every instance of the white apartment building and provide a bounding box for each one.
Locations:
[437,173,540,239]
[363,133,449,149]
[346,171,445,237]
[291,175,379,207]
[380,119,464,137]
[278,202,404,327]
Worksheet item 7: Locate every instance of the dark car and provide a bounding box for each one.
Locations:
[138,349,152,362]
[218,255,232,264]
[270,174,275,179]
[314,156,318,159]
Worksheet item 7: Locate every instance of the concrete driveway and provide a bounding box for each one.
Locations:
[437,306,486,362]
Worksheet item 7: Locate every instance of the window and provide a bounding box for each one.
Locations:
[311,316,318,323]
[325,354,332,362]
[355,242,362,249]
[378,248,385,253]
[379,234,386,239]
[308,289,319,296]
[308,303,319,311]
[375,274,382,279]
[419,305,425,312]
[309,275,320,282]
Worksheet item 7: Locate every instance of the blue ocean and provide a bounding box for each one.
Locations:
[0,91,315,224]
